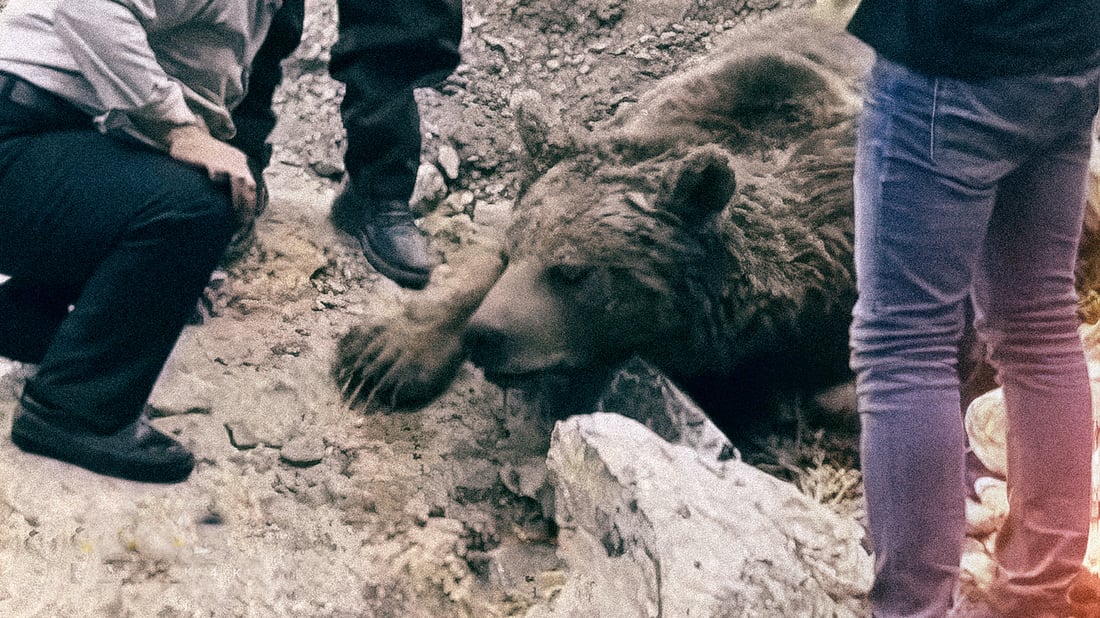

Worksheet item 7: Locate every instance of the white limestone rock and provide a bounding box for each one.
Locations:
[531,413,872,618]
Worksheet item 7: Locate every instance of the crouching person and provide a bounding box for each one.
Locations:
[0,0,279,482]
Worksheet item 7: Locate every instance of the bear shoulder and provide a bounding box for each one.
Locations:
[605,9,870,159]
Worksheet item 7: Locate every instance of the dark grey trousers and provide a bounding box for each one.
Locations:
[231,0,463,202]
[0,74,235,432]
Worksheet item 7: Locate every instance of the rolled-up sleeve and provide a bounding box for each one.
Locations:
[52,0,199,129]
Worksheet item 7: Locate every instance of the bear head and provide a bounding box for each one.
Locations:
[464,144,741,387]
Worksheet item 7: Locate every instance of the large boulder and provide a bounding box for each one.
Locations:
[530,412,871,617]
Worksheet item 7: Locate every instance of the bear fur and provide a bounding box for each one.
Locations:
[473,12,867,436]
[334,6,872,440]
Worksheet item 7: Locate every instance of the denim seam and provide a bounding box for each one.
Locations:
[929,78,939,162]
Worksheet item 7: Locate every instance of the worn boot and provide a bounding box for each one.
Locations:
[331,180,433,289]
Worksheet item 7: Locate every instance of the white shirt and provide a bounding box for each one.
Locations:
[0,0,281,142]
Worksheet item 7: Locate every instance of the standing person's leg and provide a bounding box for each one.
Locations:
[0,128,236,482]
[230,0,305,171]
[969,70,1099,617]
[329,0,463,289]
[850,57,1002,618]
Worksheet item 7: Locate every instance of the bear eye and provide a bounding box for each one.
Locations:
[545,262,593,285]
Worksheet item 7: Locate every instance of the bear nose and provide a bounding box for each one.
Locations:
[463,324,507,371]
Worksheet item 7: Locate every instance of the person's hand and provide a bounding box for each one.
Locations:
[164,124,258,226]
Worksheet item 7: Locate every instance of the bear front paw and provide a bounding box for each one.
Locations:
[333,317,465,410]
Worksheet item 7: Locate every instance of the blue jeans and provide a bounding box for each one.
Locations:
[851,56,1100,617]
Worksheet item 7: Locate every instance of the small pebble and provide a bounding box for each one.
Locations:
[280,436,325,467]
[225,422,260,450]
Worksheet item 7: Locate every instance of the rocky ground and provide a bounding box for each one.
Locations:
[0,0,874,616]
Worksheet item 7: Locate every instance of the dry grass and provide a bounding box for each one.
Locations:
[750,426,864,523]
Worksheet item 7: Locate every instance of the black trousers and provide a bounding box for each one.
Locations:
[0,76,236,432]
[231,0,463,202]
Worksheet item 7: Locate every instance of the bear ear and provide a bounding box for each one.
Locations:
[511,89,582,173]
[657,146,737,226]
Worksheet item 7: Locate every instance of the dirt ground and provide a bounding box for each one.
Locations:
[0,0,861,616]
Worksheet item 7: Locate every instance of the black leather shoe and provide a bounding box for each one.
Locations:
[10,395,194,483]
[331,186,433,290]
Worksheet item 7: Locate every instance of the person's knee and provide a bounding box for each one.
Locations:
[976,309,1083,374]
[135,167,237,255]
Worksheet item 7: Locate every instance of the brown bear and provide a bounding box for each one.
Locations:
[333,6,873,440]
